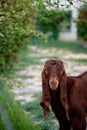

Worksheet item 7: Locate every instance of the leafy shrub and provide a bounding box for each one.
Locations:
[37,9,63,39]
[0,0,36,73]
[37,5,71,40]
[77,4,87,41]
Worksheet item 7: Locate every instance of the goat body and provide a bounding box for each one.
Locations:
[40,60,87,130]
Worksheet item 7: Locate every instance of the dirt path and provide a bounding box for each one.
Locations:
[11,45,87,105]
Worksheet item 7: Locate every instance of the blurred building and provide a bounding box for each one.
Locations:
[59,0,82,41]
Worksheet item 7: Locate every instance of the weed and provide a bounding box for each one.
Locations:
[0,82,41,130]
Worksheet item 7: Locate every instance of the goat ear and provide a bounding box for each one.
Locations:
[60,71,70,120]
[40,69,51,119]
[40,99,50,119]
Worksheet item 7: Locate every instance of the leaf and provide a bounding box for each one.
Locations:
[0,33,4,38]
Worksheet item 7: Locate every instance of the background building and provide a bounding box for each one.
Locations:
[59,0,82,41]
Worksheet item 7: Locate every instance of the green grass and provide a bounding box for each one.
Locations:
[24,93,58,130]
[0,115,6,130]
[70,59,87,63]
[16,38,87,71]
[30,38,87,54]
[0,81,41,130]
[15,75,34,80]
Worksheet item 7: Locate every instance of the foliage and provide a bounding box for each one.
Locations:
[0,81,41,130]
[77,4,87,41]
[37,5,72,39]
[0,0,36,73]
[37,9,62,39]
[0,114,6,130]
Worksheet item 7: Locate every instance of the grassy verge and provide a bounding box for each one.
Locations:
[0,115,6,130]
[17,38,87,71]
[30,38,87,54]
[0,81,41,130]
[24,93,58,130]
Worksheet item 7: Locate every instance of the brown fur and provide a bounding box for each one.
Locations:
[40,59,87,130]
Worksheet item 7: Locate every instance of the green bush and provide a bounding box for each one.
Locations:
[37,6,71,40]
[77,4,87,41]
[0,0,36,73]
[37,9,63,39]
[0,81,41,130]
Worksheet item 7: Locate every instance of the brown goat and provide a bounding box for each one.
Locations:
[40,59,87,130]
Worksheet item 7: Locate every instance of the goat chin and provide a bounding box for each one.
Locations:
[49,85,58,91]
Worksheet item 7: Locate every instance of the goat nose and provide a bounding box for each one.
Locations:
[50,81,57,86]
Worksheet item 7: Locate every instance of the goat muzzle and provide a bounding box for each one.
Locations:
[49,80,59,90]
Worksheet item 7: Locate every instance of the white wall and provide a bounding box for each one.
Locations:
[59,0,81,41]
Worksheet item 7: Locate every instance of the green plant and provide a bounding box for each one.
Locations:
[36,0,72,40]
[0,0,36,73]
[0,114,6,130]
[77,4,87,41]
[37,8,67,40]
[0,81,41,130]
